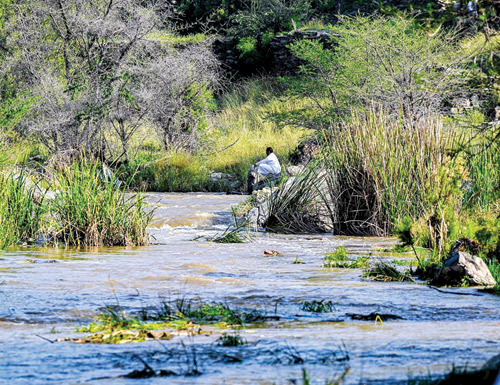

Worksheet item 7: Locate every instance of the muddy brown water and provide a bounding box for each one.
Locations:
[1,193,500,384]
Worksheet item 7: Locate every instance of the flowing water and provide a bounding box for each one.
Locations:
[1,193,500,384]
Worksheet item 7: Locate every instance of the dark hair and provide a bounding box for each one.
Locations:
[266,147,273,154]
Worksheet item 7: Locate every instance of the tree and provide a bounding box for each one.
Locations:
[4,0,157,153]
[3,0,221,159]
[287,15,471,127]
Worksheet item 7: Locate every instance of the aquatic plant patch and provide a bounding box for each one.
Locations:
[59,329,173,344]
[301,300,335,313]
[361,262,415,282]
[51,161,152,246]
[209,208,252,243]
[0,168,46,249]
[216,331,247,347]
[322,246,369,268]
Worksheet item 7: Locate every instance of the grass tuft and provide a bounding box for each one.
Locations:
[52,161,152,246]
[322,246,370,268]
[0,168,46,248]
[362,261,415,282]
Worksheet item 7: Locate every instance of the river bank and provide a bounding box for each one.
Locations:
[1,193,499,384]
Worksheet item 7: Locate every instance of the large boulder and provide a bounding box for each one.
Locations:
[433,251,496,287]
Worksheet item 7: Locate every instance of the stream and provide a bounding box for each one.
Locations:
[1,192,499,384]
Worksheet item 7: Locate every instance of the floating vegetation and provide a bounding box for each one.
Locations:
[141,299,271,326]
[301,300,335,313]
[59,329,173,344]
[73,306,173,344]
[361,262,415,282]
[209,208,252,243]
[292,257,305,264]
[216,331,247,347]
[323,246,369,268]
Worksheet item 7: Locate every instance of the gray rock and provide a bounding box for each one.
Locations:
[286,165,304,176]
[209,172,234,181]
[434,251,496,286]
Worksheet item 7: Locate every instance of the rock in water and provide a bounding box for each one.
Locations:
[434,251,496,286]
[263,250,282,257]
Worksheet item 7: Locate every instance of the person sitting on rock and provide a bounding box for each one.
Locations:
[256,147,281,177]
[247,147,281,193]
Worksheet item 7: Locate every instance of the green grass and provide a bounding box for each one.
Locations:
[216,332,247,347]
[362,262,415,282]
[75,306,172,344]
[0,168,46,248]
[145,31,208,45]
[117,78,310,192]
[51,160,152,246]
[322,246,370,268]
[323,109,462,236]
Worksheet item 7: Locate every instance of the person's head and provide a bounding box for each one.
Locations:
[266,147,273,155]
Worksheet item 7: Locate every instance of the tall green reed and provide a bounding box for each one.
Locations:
[0,168,46,248]
[52,161,152,246]
[322,109,461,236]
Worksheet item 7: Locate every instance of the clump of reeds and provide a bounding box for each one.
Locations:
[322,109,460,236]
[362,261,415,282]
[0,168,46,248]
[216,331,247,347]
[51,161,152,246]
[265,166,331,233]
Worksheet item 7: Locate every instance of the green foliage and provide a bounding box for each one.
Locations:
[0,95,34,133]
[265,167,327,233]
[52,160,152,246]
[361,262,414,282]
[237,37,258,58]
[394,217,415,249]
[185,303,245,324]
[0,168,46,248]
[322,246,370,268]
[301,299,335,313]
[216,331,246,346]
[76,306,172,344]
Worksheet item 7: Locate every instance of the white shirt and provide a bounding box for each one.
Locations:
[256,153,281,175]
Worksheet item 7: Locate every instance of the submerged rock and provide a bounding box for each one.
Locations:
[434,251,496,287]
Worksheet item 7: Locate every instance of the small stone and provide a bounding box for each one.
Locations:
[263,249,283,257]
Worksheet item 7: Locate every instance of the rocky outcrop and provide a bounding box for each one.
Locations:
[269,30,333,76]
[433,251,496,287]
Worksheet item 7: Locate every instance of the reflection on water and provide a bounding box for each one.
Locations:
[0,192,499,384]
